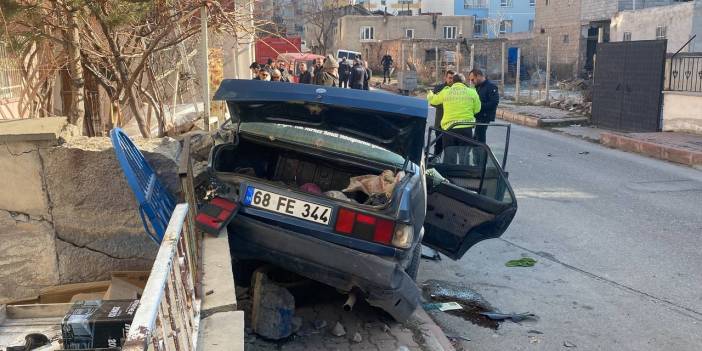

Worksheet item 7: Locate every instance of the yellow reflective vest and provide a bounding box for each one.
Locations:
[427,82,481,130]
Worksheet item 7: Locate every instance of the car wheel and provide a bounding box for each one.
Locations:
[405,243,421,281]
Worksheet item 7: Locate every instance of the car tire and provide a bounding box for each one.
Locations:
[405,243,422,281]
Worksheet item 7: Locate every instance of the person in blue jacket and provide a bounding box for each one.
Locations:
[469,68,500,144]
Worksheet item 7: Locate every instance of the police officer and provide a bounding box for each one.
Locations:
[469,68,500,144]
[427,73,481,163]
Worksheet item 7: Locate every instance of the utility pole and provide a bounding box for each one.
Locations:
[515,47,521,103]
[545,36,551,103]
[200,4,211,132]
[500,42,506,97]
[455,42,460,74]
[435,45,439,84]
[469,44,475,71]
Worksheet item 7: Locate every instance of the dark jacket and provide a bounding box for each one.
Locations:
[349,64,367,89]
[381,55,394,69]
[474,79,500,122]
[339,60,351,79]
[431,83,449,129]
[299,71,313,84]
[363,67,372,90]
[313,66,323,85]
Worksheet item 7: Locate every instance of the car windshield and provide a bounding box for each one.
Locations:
[240,122,406,166]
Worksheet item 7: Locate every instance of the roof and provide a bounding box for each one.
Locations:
[213,79,428,119]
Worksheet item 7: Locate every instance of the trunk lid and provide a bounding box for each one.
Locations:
[213,79,429,164]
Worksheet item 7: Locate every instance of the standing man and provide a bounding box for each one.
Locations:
[430,70,455,157]
[338,57,351,88]
[468,69,499,144]
[298,62,313,84]
[381,53,394,84]
[312,57,324,85]
[426,74,481,164]
[277,61,291,82]
[349,58,367,90]
[317,54,339,87]
[363,60,372,90]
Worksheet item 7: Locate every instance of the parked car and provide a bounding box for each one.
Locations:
[336,49,361,61]
[209,79,517,321]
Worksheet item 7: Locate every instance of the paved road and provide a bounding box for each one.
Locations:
[419,124,702,350]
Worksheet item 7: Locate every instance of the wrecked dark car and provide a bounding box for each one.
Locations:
[208,79,517,321]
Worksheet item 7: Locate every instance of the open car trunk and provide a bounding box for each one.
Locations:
[211,135,404,206]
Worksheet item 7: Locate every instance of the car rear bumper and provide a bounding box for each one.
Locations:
[228,214,421,321]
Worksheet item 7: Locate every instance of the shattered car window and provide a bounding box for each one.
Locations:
[240,122,406,166]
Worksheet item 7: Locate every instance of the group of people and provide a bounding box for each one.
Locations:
[249,55,373,90]
[427,68,499,161]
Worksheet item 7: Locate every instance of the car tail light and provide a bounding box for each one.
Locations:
[334,208,410,248]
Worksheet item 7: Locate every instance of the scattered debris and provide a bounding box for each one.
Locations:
[547,153,553,157]
[421,245,442,260]
[422,280,498,329]
[529,335,541,344]
[564,340,577,348]
[505,257,537,267]
[331,321,347,337]
[446,334,472,342]
[251,269,297,340]
[382,323,391,333]
[455,272,466,278]
[423,302,463,312]
[313,320,328,330]
[352,332,363,343]
[396,346,410,351]
[479,312,538,322]
[578,151,590,155]
[528,329,544,334]
[205,289,214,296]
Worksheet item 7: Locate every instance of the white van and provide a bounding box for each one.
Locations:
[336,49,361,61]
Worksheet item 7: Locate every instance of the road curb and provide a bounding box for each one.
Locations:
[410,308,457,351]
[497,108,589,128]
[600,132,702,166]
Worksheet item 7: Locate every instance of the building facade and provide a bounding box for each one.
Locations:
[456,0,535,38]
[610,1,701,52]
[356,0,422,15]
[421,0,455,14]
[336,15,475,53]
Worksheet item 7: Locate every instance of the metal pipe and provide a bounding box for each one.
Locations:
[343,292,357,312]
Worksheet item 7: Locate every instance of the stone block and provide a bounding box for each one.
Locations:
[638,141,663,159]
[40,136,180,284]
[0,141,49,218]
[0,210,59,301]
[251,269,296,340]
[660,147,693,165]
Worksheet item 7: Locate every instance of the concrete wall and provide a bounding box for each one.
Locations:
[662,91,702,134]
[610,2,697,52]
[533,0,583,78]
[422,0,455,15]
[337,15,474,53]
[0,118,180,301]
[580,0,619,22]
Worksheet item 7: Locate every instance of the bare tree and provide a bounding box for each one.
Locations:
[1,0,261,137]
[301,0,347,55]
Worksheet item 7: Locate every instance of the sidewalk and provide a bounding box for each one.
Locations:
[494,101,702,167]
[497,101,589,128]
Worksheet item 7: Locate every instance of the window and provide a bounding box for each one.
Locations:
[443,26,457,39]
[528,20,534,32]
[656,25,667,40]
[623,32,632,41]
[360,26,374,40]
[499,20,513,34]
[474,18,485,36]
[464,0,488,8]
[406,28,414,39]
[530,0,535,6]
[501,0,513,7]
[563,34,569,43]
[0,43,21,99]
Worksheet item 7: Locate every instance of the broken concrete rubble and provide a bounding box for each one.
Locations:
[251,269,297,340]
[0,118,180,301]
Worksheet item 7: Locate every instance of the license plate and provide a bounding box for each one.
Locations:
[243,186,332,225]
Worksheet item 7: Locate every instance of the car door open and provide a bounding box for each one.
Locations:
[423,126,517,260]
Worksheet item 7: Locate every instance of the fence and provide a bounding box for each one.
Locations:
[123,203,201,351]
[667,53,702,93]
[0,44,22,100]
